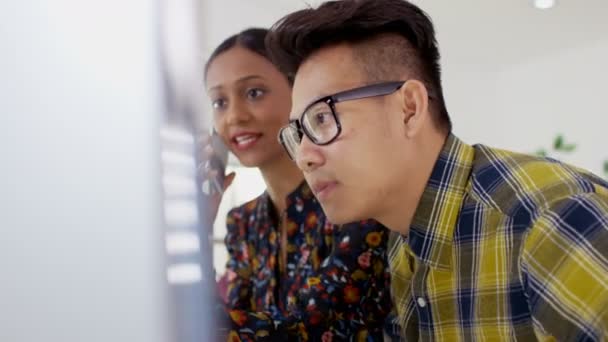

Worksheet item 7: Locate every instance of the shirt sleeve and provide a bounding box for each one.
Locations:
[224,220,394,341]
[223,207,254,311]
[521,192,608,341]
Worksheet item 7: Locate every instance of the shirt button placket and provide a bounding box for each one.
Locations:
[417,297,427,308]
[411,263,432,337]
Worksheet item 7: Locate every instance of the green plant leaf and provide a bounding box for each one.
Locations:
[604,160,608,175]
[535,149,548,157]
[553,134,564,150]
[560,143,577,152]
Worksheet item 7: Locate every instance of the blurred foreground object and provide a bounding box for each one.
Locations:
[0,0,214,341]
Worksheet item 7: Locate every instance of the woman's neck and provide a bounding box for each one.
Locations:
[259,156,305,214]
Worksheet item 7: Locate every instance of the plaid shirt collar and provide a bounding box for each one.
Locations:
[407,133,476,270]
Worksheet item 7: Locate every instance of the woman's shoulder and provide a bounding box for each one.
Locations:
[227,193,266,220]
[225,193,270,239]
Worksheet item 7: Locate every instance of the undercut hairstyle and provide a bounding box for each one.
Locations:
[266,0,451,132]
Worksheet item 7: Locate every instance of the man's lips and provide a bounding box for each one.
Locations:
[311,180,338,200]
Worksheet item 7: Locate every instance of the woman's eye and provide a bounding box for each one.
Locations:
[246,88,265,100]
[212,99,226,110]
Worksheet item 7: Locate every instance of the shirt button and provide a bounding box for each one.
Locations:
[417,297,427,308]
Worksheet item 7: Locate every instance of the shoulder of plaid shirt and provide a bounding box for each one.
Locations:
[389,133,608,341]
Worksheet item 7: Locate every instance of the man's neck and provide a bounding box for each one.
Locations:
[377,131,449,235]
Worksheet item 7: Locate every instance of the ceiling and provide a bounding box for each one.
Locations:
[202,0,608,69]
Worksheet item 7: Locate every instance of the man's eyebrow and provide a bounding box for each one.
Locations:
[291,92,332,121]
[304,92,332,108]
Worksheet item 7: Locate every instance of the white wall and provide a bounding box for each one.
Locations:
[443,64,499,147]
[491,38,608,176]
[202,0,312,58]
[441,38,608,177]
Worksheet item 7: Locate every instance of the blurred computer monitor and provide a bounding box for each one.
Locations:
[0,1,214,341]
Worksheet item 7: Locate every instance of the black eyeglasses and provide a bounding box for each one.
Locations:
[278,81,408,160]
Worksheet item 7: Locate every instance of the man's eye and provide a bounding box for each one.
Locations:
[314,112,331,125]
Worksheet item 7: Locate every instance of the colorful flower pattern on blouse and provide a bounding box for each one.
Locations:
[222,181,393,341]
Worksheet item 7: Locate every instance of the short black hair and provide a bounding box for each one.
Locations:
[204,27,292,84]
[266,0,451,131]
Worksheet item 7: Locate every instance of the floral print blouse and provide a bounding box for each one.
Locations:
[222,181,393,341]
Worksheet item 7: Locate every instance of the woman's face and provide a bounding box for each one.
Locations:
[205,46,292,168]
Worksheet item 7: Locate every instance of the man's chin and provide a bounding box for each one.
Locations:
[320,202,362,225]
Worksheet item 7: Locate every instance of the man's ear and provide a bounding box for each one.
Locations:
[399,79,430,138]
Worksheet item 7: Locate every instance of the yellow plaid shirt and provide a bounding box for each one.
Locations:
[389,134,608,341]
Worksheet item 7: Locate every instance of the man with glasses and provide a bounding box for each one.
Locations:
[267,0,608,340]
